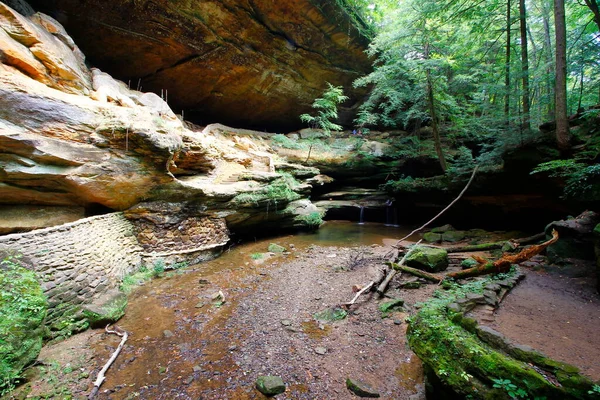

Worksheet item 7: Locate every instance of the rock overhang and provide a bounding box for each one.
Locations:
[27,0,373,131]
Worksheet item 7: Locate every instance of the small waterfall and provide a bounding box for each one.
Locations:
[385,199,394,226]
[358,206,365,225]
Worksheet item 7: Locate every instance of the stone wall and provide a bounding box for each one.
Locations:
[0,213,143,337]
[125,201,230,267]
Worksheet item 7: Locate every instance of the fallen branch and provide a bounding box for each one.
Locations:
[89,325,129,399]
[389,262,442,283]
[445,232,546,253]
[345,281,375,306]
[395,165,479,245]
[445,229,559,280]
[377,240,422,296]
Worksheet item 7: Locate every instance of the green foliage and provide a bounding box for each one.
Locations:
[447,146,476,178]
[492,378,528,399]
[531,160,600,201]
[300,83,348,134]
[381,175,448,193]
[270,134,305,150]
[232,174,302,207]
[120,265,154,294]
[152,259,165,276]
[589,384,600,395]
[0,254,47,395]
[250,253,264,260]
[296,211,324,228]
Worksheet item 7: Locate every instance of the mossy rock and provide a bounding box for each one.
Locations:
[268,243,286,253]
[346,378,380,397]
[423,232,442,243]
[441,230,465,242]
[0,255,48,391]
[405,246,449,272]
[82,290,127,329]
[407,274,597,399]
[431,224,455,233]
[314,307,348,322]
[255,375,285,396]
[378,298,404,317]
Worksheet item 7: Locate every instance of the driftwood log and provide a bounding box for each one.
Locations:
[445,230,559,280]
[388,230,559,282]
[89,325,129,399]
[389,262,442,283]
[445,232,546,253]
[376,239,423,295]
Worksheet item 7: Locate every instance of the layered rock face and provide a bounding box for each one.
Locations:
[27,0,372,131]
[0,2,322,234]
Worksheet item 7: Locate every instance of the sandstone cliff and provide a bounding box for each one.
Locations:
[0,2,322,235]
[26,0,372,131]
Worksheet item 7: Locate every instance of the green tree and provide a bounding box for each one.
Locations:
[300,83,348,162]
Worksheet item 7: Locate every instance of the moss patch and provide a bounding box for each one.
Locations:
[0,254,48,394]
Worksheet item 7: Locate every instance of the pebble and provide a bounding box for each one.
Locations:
[163,330,174,338]
[281,319,292,326]
[315,347,327,355]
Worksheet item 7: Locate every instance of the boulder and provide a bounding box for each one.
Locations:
[255,375,286,396]
[422,232,442,243]
[346,378,380,398]
[442,230,466,242]
[0,205,84,234]
[81,289,126,328]
[405,246,449,273]
[545,211,600,262]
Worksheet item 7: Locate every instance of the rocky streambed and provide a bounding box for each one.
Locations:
[8,222,600,399]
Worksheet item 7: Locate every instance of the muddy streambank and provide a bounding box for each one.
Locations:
[9,221,600,399]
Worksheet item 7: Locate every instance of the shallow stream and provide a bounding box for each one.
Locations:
[95,221,420,399]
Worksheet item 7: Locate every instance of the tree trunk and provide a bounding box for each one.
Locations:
[519,0,531,132]
[424,43,447,172]
[554,0,571,151]
[505,0,511,124]
[540,0,555,121]
[584,0,600,32]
